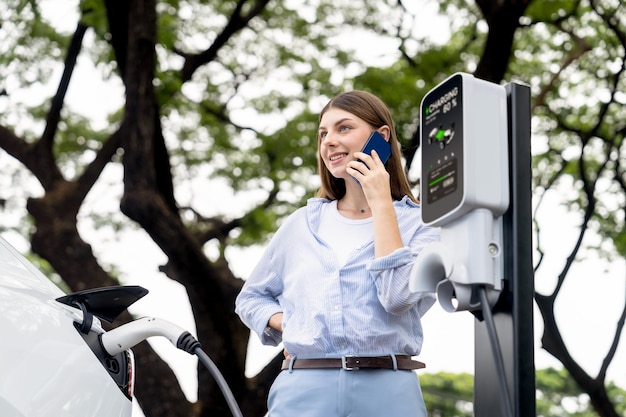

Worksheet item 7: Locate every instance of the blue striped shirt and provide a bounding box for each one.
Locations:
[235,196,440,357]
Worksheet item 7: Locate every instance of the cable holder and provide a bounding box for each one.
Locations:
[410,208,504,312]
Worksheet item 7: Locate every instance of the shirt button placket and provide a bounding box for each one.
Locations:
[330,271,349,352]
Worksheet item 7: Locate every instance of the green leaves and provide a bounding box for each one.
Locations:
[421,371,474,417]
[421,368,626,416]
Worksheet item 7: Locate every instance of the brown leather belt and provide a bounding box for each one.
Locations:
[280,355,425,371]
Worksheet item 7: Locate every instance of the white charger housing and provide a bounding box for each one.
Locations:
[420,72,509,226]
[410,73,509,312]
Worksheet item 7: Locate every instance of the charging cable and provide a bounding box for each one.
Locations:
[477,286,513,417]
[100,317,244,417]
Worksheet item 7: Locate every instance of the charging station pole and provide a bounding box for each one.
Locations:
[410,74,535,416]
[474,82,535,417]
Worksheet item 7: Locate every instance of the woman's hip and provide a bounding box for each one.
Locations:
[268,368,427,417]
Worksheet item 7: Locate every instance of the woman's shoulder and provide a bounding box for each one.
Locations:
[277,198,330,228]
[307,197,332,206]
[393,195,421,212]
[394,196,436,231]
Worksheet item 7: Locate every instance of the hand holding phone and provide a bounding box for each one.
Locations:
[352,131,391,186]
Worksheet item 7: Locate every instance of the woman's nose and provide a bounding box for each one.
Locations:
[323,132,338,146]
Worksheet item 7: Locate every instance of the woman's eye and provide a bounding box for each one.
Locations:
[339,126,350,132]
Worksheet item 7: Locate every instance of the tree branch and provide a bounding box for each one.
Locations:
[0,125,34,166]
[598,301,626,382]
[178,0,272,82]
[532,32,591,110]
[34,22,89,190]
[40,22,88,149]
[474,0,532,82]
[190,187,279,245]
[76,129,123,198]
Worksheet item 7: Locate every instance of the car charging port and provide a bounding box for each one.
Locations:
[74,324,134,399]
[105,356,120,374]
[55,286,148,400]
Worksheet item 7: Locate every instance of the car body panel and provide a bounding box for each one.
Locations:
[0,236,133,417]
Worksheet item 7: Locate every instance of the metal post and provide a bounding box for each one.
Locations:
[474,82,535,417]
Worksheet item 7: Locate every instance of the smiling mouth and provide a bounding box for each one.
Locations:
[330,153,348,161]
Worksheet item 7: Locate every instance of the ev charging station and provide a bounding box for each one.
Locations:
[410,73,535,417]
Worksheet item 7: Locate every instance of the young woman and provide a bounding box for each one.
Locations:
[235,90,439,417]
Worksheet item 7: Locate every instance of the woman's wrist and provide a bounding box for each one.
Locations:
[268,312,284,332]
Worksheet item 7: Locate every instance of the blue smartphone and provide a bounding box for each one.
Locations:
[352,131,392,186]
[358,131,391,166]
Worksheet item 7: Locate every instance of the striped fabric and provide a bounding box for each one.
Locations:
[235,196,440,357]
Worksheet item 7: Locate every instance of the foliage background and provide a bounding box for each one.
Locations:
[0,0,625,416]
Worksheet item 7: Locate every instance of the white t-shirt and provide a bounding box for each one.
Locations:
[318,200,374,266]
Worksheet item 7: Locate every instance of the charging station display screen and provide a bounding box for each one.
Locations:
[421,74,464,223]
[427,158,458,203]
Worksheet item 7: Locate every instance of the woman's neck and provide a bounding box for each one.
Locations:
[337,193,371,219]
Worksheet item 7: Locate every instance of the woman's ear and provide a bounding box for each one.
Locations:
[377,125,391,142]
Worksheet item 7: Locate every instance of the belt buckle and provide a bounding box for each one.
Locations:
[341,355,360,371]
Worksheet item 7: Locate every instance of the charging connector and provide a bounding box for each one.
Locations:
[100,317,243,417]
[100,317,187,355]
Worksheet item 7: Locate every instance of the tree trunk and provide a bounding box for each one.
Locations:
[535,293,619,417]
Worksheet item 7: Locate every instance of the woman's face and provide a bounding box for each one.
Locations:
[318,107,373,180]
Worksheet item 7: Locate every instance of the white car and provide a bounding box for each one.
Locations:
[0,235,146,417]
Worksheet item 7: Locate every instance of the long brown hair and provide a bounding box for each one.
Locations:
[315,90,417,203]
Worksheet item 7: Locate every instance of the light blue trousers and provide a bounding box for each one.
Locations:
[267,368,427,417]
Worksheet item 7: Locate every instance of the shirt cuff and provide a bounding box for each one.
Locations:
[255,305,284,346]
[262,326,283,346]
[366,247,413,271]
